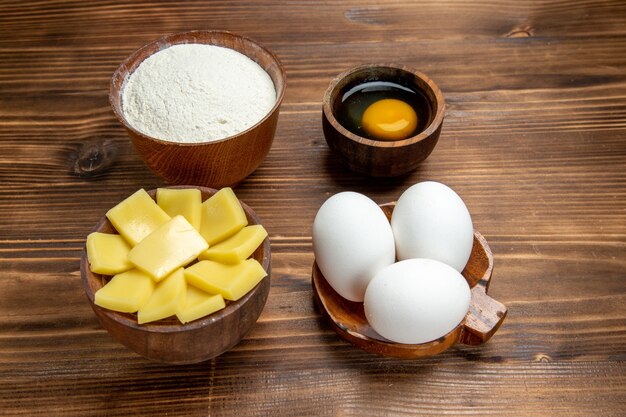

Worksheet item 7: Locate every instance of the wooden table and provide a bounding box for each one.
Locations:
[1,1,625,415]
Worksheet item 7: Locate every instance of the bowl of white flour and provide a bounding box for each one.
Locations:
[110,31,286,187]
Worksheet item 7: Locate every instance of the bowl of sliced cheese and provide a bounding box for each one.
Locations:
[80,185,271,364]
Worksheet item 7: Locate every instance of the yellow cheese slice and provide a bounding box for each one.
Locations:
[199,187,248,245]
[106,189,170,246]
[156,188,202,231]
[199,225,268,264]
[86,232,133,275]
[128,215,209,281]
[185,259,267,301]
[176,285,226,324]
[94,269,155,313]
[137,268,186,324]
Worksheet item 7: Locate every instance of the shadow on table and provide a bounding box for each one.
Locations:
[321,149,428,197]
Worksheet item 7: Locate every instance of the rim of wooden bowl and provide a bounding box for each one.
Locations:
[322,63,445,148]
[109,30,286,147]
[80,185,271,335]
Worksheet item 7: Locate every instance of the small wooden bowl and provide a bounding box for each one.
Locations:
[110,31,286,188]
[80,186,271,364]
[322,64,445,177]
[312,202,506,358]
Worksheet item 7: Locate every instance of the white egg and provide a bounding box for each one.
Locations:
[391,181,474,272]
[313,192,395,302]
[364,258,471,344]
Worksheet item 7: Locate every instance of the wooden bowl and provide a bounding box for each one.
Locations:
[80,186,271,364]
[110,31,286,188]
[312,202,506,358]
[322,64,445,177]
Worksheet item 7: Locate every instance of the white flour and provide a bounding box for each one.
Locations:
[122,44,276,143]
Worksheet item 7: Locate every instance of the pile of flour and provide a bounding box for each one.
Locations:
[122,44,276,143]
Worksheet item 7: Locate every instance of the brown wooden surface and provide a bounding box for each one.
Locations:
[1,1,625,416]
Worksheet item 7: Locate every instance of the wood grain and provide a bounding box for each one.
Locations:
[1,0,625,416]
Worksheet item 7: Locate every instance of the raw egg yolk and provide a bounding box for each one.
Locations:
[361,98,418,141]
